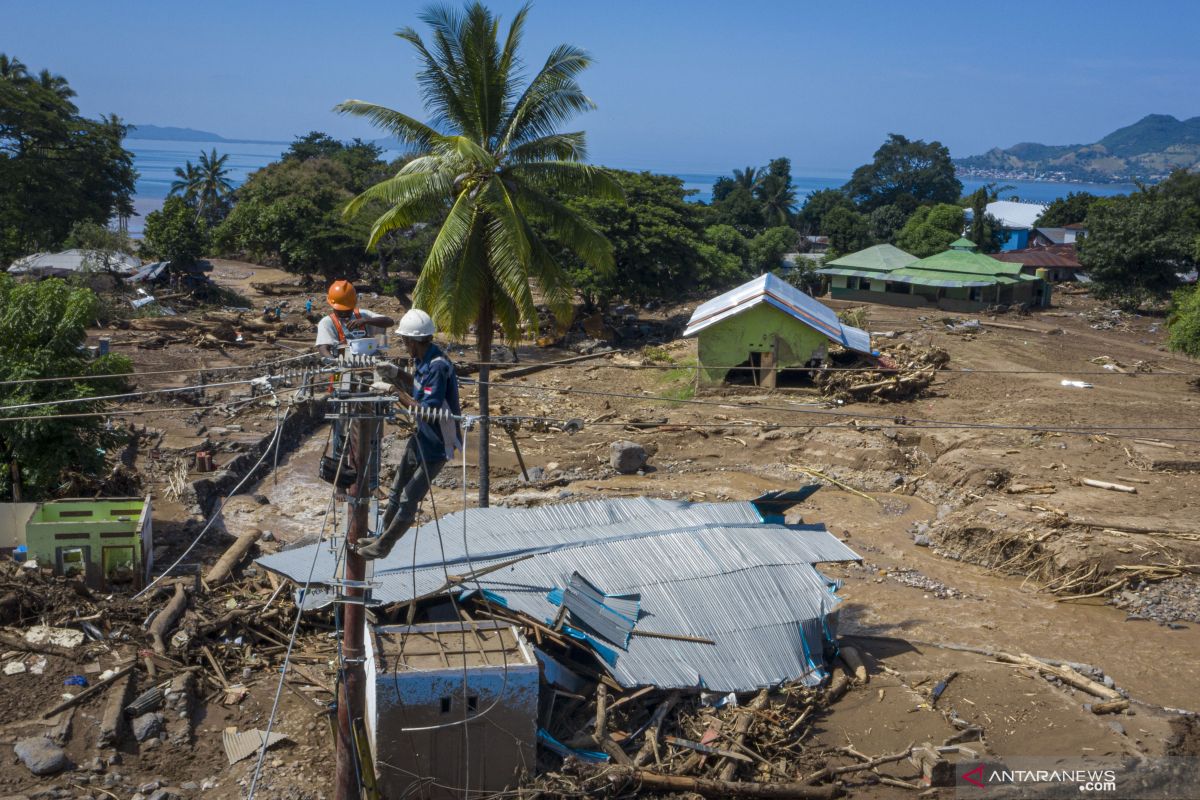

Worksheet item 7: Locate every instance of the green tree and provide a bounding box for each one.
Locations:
[213,157,376,279]
[0,55,136,265]
[284,131,389,192]
[337,3,618,504]
[142,196,208,266]
[868,204,908,243]
[754,157,797,226]
[1078,191,1197,307]
[552,170,736,308]
[711,184,765,235]
[1035,191,1101,227]
[844,133,961,212]
[1167,285,1200,358]
[966,187,1004,253]
[0,274,132,500]
[795,188,854,235]
[822,206,870,255]
[193,149,234,224]
[748,226,797,272]
[169,161,200,203]
[894,203,965,257]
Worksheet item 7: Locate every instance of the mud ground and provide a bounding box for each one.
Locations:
[4,262,1200,797]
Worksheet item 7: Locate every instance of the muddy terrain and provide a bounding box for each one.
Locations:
[3,262,1199,798]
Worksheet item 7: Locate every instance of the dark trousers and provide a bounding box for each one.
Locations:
[383,437,446,529]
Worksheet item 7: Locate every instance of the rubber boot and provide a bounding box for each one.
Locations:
[356,518,411,561]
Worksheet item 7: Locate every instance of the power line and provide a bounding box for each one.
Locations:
[0,352,315,387]
[466,360,1197,377]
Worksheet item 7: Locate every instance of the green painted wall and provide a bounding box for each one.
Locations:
[696,303,828,386]
[25,498,151,588]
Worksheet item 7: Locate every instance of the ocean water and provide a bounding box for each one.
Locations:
[125,138,1138,234]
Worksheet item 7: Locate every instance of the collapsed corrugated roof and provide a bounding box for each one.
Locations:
[682,273,875,357]
[257,495,861,693]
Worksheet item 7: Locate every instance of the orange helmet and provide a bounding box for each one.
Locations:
[327,280,357,311]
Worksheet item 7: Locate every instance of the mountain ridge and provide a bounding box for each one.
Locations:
[955,114,1200,183]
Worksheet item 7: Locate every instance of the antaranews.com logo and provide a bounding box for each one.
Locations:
[955,757,1200,799]
[960,763,1117,793]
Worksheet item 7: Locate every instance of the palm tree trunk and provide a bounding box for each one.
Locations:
[476,292,492,508]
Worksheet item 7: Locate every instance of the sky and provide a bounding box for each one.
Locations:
[6,0,1200,173]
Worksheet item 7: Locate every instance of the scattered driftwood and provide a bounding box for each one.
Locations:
[633,691,680,767]
[1089,699,1130,715]
[149,583,189,655]
[42,664,136,719]
[718,689,769,781]
[839,646,867,684]
[204,530,260,587]
[0,629,78,659]
[996,652,1121,700]
[1081,478,1137,494]
[609,767,841,799]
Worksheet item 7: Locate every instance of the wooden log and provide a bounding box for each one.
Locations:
[839,646,868,684]
[718,688,769,781]
[612,768,840,799]
[98,671,136,747]
[826,664,851,702]
[665,735,753,762]
[1089,699,1129,715]
[204,529,260,587]
[629,629,716,645]
[1081,478,1137,494]
[149,583,189,656]
[42,664,135,719]
[499,350,624,380]
[0,629,78,659]
[996,652,1121,700]
[633,691,680,767]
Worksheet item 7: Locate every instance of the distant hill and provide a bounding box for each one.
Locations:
[127,124,290,145]
[127,125,231,141]
[955,114,1200,183]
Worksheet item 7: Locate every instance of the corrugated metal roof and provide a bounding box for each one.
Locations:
[824,244,917,272]
[992,245,1081,269]
[7,249,141,277]
[257,496,861,693]
[985,200,1047,230]
[682,274,875,357]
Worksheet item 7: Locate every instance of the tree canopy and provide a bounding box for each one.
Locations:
[1036,191,1101,227]
[0,274,131,500]
[843,133,961,212]
[143,196,209,266]
[0,54,136,265]
[894,203,965,257]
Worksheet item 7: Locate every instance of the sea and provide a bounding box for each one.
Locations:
[125,138,1139,235]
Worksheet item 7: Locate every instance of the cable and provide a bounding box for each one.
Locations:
[480,379,1200,436]
[0,352,315,387]
[0,375,271,413]
[464,359,1198,377]
[247,428,350,800]
[133,408,291,600]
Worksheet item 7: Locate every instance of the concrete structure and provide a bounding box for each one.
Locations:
[681,273,875,387]
[819,239,1048,311]
[21,497,152,589]
[367,621,538,799]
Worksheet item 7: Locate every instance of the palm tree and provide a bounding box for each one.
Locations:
[732,166,761,192]
[0,54,28,81]
[194,149,233,221]
[169,161,199,202]
[337,2,618,505]
[756,174,797,226]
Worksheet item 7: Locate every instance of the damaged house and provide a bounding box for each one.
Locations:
[683,273,877,388]
[257,489,859,798]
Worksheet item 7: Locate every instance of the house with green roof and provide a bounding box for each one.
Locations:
[818,239,1048,311]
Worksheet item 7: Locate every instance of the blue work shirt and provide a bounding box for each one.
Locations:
[411,343,461,461]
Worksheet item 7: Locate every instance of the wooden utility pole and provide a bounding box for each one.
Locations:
[336,416,373,800]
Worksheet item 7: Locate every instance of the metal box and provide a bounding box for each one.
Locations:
[367,620,538,799]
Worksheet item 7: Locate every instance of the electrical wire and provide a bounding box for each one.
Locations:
[247,428,350,800]
[0,352,315,387]
[463,359,1199,377]
[133,408,291,600]
[0,375,273,413]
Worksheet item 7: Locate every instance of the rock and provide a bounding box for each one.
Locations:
[609,440,647,474]
[147,791,174,800]
[199,779,217,791]
[132,713,163,742]
[87,757,105,773]
[913,534,931,547]
[138,782,160,794]
[14,736,68,776]
[259,530,275,542]
[1108,721,1126,736]
[519,465,545,483]
[179,783,199,792]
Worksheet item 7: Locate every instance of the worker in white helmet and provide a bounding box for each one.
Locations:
[357,308,462,560]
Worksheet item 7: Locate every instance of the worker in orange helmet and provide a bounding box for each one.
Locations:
[315,280,394,358]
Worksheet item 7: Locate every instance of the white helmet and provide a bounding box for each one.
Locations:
[397,308,435,339]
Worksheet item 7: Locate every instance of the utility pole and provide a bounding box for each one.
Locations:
[335,414,373,800]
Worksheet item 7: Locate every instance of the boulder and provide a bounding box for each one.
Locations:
[609,441,647,474]
[14,736,68,775]
[132,712,163,742]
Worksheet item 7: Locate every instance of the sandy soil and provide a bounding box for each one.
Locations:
[5,263,1200,797]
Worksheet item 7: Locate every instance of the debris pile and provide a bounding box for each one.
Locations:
[816,344,950,402]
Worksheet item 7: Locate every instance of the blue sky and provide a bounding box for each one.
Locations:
[7,0,1199,173]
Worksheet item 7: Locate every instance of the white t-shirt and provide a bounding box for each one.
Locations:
[315,308,387,348]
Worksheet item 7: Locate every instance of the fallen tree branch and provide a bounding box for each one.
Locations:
[148,583,189,655]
